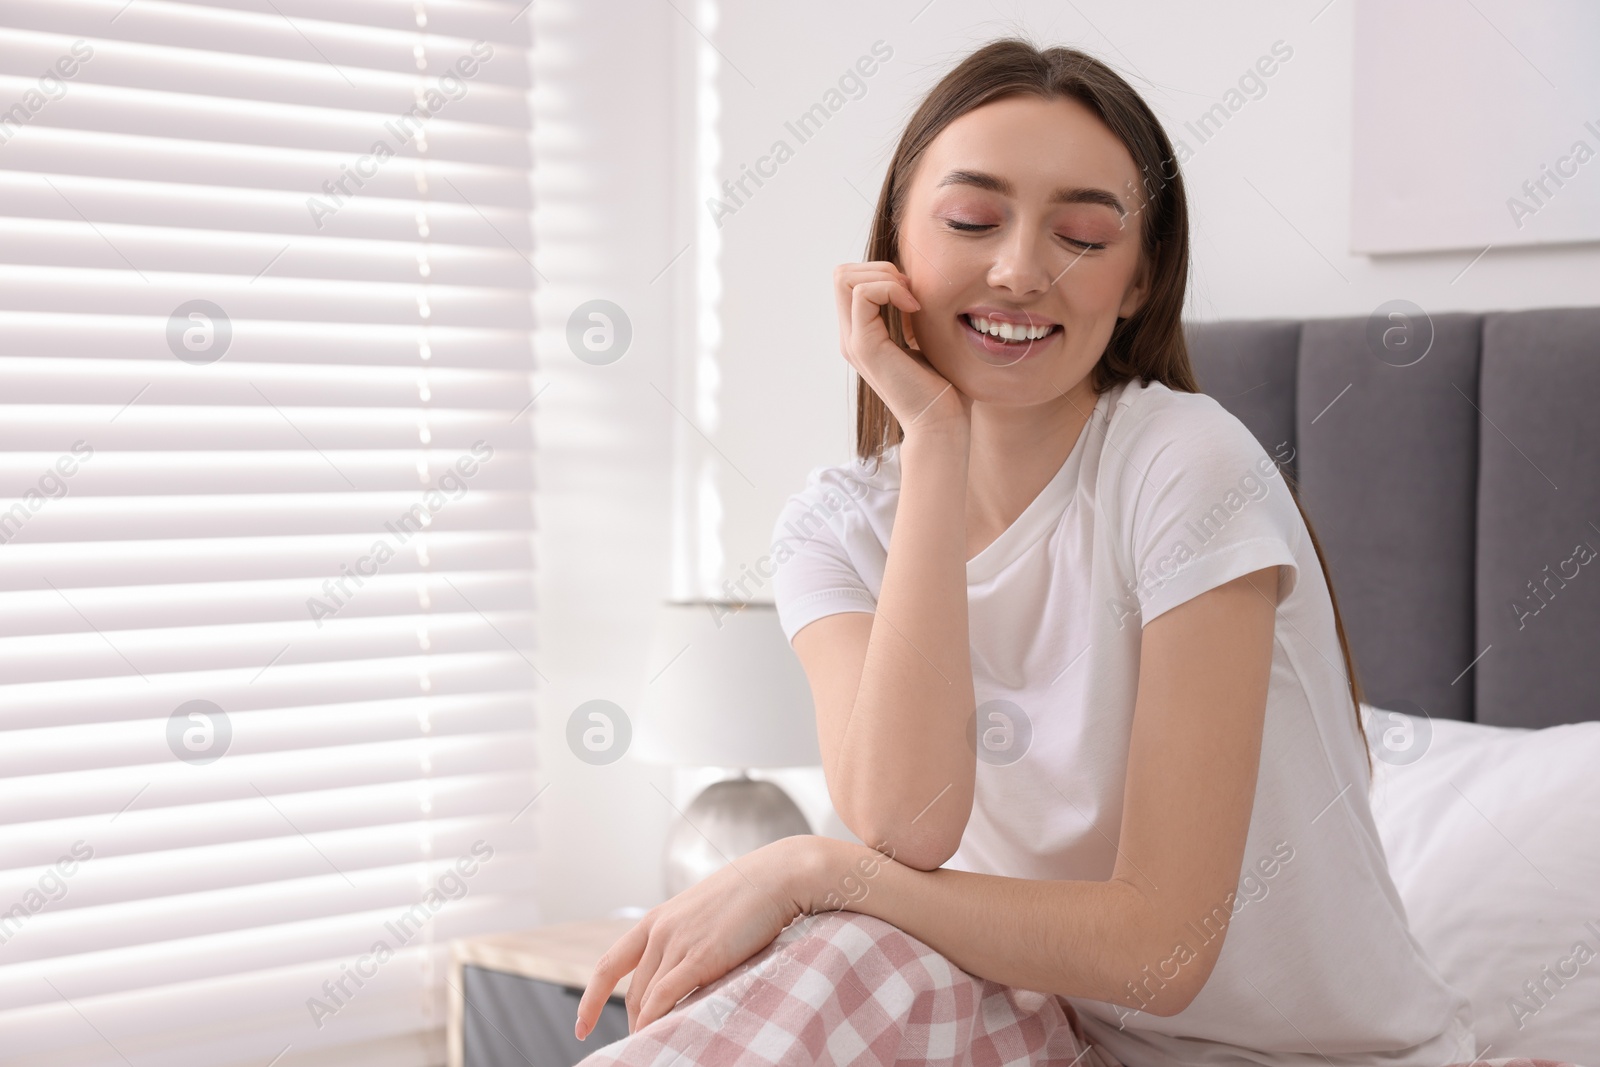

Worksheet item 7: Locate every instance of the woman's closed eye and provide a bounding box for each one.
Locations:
[942,219,1107,250]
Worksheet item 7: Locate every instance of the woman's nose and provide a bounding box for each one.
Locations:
[985,228,1054,296]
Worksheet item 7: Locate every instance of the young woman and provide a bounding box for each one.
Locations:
[574,39,1476,1067]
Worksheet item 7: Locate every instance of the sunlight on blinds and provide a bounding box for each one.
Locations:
[0,2,541,1065]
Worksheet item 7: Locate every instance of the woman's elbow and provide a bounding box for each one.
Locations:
[1101,882,1225,1017]
[1132,939,1224,1017]
[853,819,962,872]
[830,782,968,871]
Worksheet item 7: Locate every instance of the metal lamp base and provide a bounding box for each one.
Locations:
[663,774,812,898]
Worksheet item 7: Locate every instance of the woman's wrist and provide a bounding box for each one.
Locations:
[899,419,970,463]
[781,835,900,916]
[773,835,842,914]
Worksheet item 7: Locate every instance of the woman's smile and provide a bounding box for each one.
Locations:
[958,308,1062,366]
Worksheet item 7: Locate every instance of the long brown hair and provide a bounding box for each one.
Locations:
[854,38,1372,779]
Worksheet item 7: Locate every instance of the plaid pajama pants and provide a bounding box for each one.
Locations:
[573,909,1122,1067]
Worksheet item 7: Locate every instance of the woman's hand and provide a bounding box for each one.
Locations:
[834,261,969,438]
[573,836,820,1041]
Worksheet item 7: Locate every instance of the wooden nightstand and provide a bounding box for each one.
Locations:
[448,918,637,1067]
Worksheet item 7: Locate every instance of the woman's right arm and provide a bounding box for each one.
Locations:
[789,262,976,872]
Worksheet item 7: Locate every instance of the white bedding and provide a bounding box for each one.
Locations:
[1364,705,1600,1063]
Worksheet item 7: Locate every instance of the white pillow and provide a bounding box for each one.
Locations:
[1363,704,1600,1064]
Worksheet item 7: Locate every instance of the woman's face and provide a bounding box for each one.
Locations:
[899,94,1152,405]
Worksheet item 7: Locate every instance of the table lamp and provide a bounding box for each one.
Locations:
[634,600,821,898]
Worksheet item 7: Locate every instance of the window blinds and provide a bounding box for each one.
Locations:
[0,2,540,1065]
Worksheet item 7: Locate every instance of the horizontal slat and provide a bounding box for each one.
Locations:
[0,126,531,212]
[0,608,538,685]
[0,265,536,326]
[0,729,539,825]
[172,0,533,44]
[0,691,532,777]
[0,414,530,451]
[0,451,533,494]
[0,496,534,544]
[0,532,532,591]
[0,172,533,252]
[0,599,536,656]
[1,511,531,563]
[0,650,536,729]
[3,79,530,165]
[0,463,522,499]
[0,571,532,637]
[0,312,537,369]
[0,356,531,407]
[0,219,536,286]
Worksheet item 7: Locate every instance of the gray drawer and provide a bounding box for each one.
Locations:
[462,964,631,1067]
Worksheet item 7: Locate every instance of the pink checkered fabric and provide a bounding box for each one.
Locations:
[573,910,1584,1067]
[574,909,1119,1067]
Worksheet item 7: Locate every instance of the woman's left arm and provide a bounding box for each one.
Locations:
[821,564,1279,1016]
[580,565,1277,1036]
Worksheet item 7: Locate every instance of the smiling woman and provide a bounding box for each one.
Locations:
[571,37,1480,1067]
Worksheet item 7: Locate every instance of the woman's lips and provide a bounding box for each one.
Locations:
[959,313,1059,364]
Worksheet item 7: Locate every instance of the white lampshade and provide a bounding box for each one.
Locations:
[632,600,821,769]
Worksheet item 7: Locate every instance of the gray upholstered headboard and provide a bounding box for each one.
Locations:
[1185,307,1600,730]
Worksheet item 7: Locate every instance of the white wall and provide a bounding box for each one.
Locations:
[530,0,685,924]
[539,0,1600,921]
[1351,0,1600,253]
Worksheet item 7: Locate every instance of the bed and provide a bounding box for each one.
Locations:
[1186,306,1600,1066]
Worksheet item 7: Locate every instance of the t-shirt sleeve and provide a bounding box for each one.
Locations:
[770,487,879,643]
[1121,398,1302,627]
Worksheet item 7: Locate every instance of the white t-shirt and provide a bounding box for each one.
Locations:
[770,377,1476,1067]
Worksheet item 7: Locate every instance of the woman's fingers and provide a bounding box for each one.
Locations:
[575,921,647,1040]
[858,277,921,315]
[573,838,811,1044]
[833,260,907,286]
[633,949,701,1033]
[851,279,928,375]
[834,265,912,358]
[624,924,669,1033]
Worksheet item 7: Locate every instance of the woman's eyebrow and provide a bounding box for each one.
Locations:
[936,169,1128,217]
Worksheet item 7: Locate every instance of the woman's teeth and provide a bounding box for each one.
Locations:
[964,314,1056,342]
